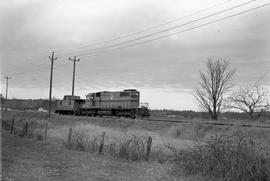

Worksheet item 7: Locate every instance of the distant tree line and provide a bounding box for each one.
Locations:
[3,99,57,111]
[150,109,270,120]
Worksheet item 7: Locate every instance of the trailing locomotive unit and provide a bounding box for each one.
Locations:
[55,95,84,115]
[55,89,150,118]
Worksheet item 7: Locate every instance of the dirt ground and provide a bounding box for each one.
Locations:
[2,110,269,181]
[1,131,190,181]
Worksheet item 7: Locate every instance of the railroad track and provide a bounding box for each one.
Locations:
[146,118,270,129]
[5,109,270,129]
[58,114,270,129]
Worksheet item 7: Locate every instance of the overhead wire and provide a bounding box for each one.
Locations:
[78,2,270,58]
[4,0,241,77]
[4,0,268,81]
[3,51,68,77]
[3,0,257,74]
[58,0,258,57]
[56,0,234,54]
[253,69,270,86]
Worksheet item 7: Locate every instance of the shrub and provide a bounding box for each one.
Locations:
[169,124,213,140]
[2,120,12,131]
[108,135,148,161]
[36,134,43,140]
[62,131,99,152]
[61,132,151,161]
[150,145,172,164]
[170,133,270,181]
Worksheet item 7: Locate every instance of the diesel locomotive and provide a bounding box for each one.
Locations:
[55,89,150,118]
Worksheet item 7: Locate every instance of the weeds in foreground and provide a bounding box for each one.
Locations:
[169,124,214,140]
[2,119,45,140]
[61,131,152,161]
[169,133,270,181]
[62,131,99,152]
[108,135,148,161]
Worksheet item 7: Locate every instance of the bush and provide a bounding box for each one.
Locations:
[36,134,43,140]
[169,124,213,140]
[170,133,270,181]
[61,132,150,161]
[108,135,148,161]
[2,120,12,131]
[63,131,99,152]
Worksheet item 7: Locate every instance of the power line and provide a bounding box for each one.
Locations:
[3,53,68,77]
[60,0,257,57]
[3,56,52,77]
[254,69,270,86]
[79,2,270,58]
[2,0,261,79]
[3,1,268,81]
[5,64,49,77]
[56,0,233,54]
[7,57,72,79]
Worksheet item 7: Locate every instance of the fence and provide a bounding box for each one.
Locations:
[2,119,153,161]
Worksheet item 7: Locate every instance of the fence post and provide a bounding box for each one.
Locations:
[99,131,105,154]
[67,128,72,148]
[10,119,14,134]
[25,122,28,136]
[146,136,152,161]
[44,122,48,141]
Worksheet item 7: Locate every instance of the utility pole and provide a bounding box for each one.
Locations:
[68,56,80,96]
[48,52,57,117]
[3,76,12,111]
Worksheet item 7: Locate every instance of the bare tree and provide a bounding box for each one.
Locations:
[226,85,270,119]
[195,58,236,120]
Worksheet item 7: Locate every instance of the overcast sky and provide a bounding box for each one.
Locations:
[1,0,270,110]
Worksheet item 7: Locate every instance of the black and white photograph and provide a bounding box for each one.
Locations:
[1,0,270,180]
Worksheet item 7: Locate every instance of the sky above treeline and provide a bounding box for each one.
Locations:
[1,0,270,110]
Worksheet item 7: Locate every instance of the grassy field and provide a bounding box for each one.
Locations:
[2,110,270,181]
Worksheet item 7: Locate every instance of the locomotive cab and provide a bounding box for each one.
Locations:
[55,95,84,115]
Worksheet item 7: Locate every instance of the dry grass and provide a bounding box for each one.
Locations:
[57,126,155,161]
[107,135,148,161]
[2,110,270,180]
[2,119,45,140]
[169,132,270,181]
[62,130,99,152]
[50,123,192,161]
[168,123,215,141]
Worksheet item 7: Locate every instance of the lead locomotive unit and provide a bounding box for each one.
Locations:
[55,89,150,118]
